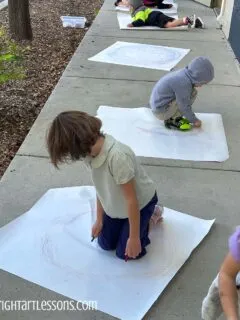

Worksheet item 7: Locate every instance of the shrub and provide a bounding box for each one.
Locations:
[0,26,28,84]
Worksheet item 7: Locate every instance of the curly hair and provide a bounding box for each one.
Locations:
[46,111,103,167]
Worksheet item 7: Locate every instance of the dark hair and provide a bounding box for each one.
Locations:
[114,0,121,6]
[46,111,102,167]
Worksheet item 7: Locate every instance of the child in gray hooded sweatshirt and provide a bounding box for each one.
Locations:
[150,56,214,131]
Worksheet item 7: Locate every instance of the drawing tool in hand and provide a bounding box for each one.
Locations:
[91,236,95,242]
[125,255,128,262]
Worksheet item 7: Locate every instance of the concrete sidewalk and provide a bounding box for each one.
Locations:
[0,0,240,319]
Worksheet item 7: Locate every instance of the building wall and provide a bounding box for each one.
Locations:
[221,0,234,38]
[228,0,240,61]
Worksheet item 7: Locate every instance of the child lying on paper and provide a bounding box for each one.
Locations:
[202,227,240,320]
[127,0,204,29]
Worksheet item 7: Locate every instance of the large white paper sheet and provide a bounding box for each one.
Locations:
[0,186,214,320]
[117,12,188,31]
[115,2,178,14]
[89,41,190,71]
[97,106,229,162]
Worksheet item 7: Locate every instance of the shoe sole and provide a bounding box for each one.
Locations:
[191,14,196,28]
[196,17,205,28]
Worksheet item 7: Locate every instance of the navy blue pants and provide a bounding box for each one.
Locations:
[98,192,158,260]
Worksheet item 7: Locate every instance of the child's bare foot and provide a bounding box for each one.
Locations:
[151,205,164,224]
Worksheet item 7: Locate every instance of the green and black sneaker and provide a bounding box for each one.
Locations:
[164,117,192,131]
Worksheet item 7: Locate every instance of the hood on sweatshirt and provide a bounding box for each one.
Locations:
[185,56,214,85]
[128,0,143,10]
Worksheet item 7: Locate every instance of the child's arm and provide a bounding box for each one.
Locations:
[121,179,140,239]
[96,196,104,222]
[120,179,141,258]
[109,152,142,258]
[174,83,200,125]
[176,94,200,125]
[131,19,146,27]
[219,253,240,320]
[92,196,104,238]
[127,19,146,27]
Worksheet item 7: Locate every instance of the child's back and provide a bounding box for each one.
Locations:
[86,134,156,219]
[129,2,174,27]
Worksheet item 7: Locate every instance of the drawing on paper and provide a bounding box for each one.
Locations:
[0,186,214,320]
[39,203,178,279]
[105,42,183,67]
[97,106,229,162]
[89,41,190,71]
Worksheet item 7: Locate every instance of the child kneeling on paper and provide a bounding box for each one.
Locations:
[150,56,214,131]
[202,227,240,320]
[47,111,162,260]
[127,0,204,29]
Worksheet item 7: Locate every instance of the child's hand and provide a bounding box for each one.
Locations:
[92,220,103,238]
[194,119,202,128]
[127,23,134,28]
[125,237,142,259]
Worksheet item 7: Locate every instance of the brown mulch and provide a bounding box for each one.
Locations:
[0,0,103,178]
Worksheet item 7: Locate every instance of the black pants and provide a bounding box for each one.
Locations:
[145,0,171,9]
[148,11,175,28]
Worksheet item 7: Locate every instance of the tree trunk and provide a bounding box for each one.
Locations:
[8,0,33,41]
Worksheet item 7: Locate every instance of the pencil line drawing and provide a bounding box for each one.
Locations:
[0,186,215,320]
[89,41,190,71]
[40,208,178,279]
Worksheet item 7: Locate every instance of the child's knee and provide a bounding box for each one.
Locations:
[98,235,117,251]
[115,243,127,259]
[116,245,147,260]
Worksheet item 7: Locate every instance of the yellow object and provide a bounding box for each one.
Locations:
[132,8,152,23]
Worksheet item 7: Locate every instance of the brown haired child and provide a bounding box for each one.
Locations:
[47,111,162,261]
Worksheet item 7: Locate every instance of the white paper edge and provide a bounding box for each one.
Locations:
[138,218,216,319]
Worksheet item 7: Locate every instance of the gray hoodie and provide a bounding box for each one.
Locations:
[150,57,214,123]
